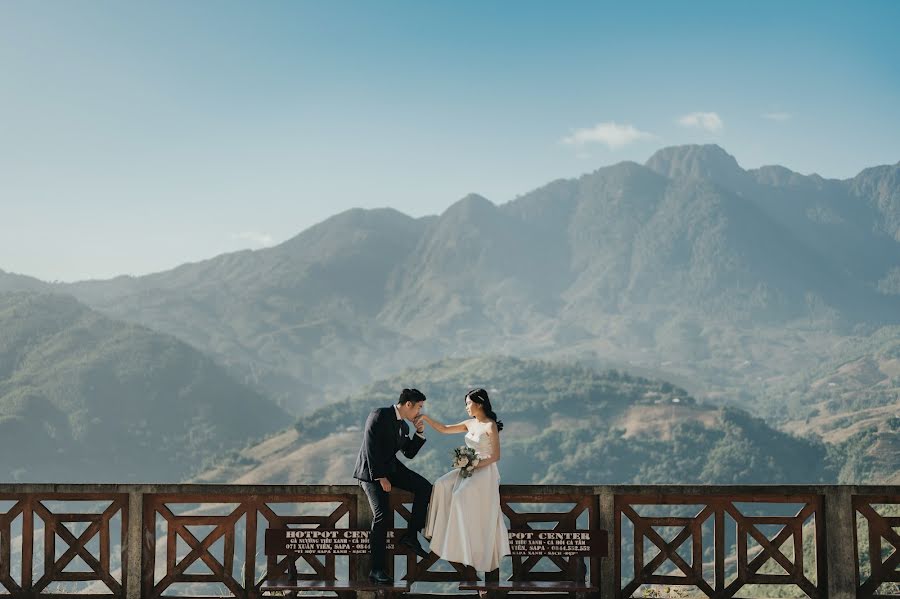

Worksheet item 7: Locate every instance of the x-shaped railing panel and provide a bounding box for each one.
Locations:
[0,492,127,598]
[616,493,824,599]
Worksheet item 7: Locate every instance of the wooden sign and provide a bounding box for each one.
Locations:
[264,528,397,555]
[507,529,607,557]
[265,528,607,557]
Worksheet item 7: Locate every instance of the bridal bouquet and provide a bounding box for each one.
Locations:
[451,446,480,478]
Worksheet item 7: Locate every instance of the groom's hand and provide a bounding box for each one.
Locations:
[378,478,392,492]
[414,416,425,434]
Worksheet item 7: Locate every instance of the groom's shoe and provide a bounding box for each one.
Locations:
[368,569,393,585]
[398,532,429,559]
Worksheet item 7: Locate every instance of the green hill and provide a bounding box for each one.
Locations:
[196,356,836,485]
[0,292,288,482]
[769,325,900,483]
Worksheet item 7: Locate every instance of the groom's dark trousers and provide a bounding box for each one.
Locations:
[353,407,432,571]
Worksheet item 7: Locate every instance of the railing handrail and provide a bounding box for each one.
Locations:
[0,483,897,599]
[2,482,896,492]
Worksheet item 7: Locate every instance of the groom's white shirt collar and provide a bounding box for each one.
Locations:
[394,404,424,439]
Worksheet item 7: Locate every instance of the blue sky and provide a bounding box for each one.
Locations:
[2,1,899,281]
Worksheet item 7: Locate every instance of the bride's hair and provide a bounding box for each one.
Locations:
[465,388,504,432]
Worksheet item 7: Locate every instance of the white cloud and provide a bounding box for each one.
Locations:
[233,231,275,247]
[561,122,654,149]
[677,112,723,132]
[762,112,792,121]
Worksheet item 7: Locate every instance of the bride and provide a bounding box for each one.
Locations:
[421,388,511,574]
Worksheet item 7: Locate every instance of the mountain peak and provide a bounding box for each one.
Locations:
[458,192,493,206]
[645,144,746,186]
[751,164,801,186]
[441,193,496,220]
[315,206,415,228]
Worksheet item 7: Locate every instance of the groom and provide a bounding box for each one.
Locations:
[353,388,433,584]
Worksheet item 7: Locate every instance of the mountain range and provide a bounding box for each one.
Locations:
[2,143,898,483]
[4,144,898,416]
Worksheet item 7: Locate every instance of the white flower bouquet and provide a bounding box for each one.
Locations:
[451,446,481,478]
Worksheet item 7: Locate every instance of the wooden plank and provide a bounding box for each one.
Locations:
[51,514,102,522]
[244,501,257,594]
[141,501,157,599]
[55,572,102,581]
[100,510,110,576]
[176,573,221,583]
[261,577,411,591]
[459,580,598,591]
[117,495,128,594]
[170,515,239,526]
[223,526,234,579]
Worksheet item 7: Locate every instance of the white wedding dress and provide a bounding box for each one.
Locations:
[424,421,511,572]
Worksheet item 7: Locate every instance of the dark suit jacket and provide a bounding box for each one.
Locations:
[353,406,426,482]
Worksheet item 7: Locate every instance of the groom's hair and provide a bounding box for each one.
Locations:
[397,388,426,405]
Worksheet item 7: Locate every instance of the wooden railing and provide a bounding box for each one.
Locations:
[0,484,897,598]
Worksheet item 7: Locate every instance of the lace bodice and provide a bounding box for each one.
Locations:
[464,422,494,458]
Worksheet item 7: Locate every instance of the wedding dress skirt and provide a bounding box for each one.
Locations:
[424,424,511,572]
